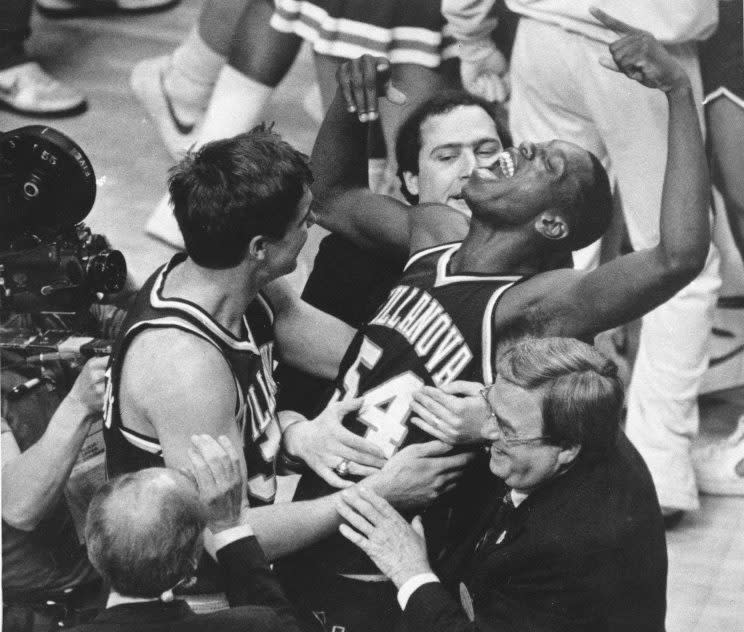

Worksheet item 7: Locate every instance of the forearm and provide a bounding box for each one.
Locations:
[1,397,93,530]
[274,298,355,380]
[658,82,710,273]
[246,493,341,560]
[311,89,369,211]
[442,0,498,45]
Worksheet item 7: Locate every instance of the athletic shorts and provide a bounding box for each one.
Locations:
[700,0,744,108]
[270,0,458,67]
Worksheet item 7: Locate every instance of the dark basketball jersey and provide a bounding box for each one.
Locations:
[103,253,280,506]
[287,242,522,574]
[275,232,406,418]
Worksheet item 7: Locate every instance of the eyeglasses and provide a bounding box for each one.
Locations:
[480,385,553,447]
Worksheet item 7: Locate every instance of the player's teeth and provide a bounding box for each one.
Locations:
[497,151,514,178]
[476,167,498,180]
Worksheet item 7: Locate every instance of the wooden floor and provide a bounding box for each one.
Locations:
[5,2,744,629]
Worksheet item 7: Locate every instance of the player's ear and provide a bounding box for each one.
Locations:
[247,235,268,261]
[402,171,419,197]
[534,210,569,241]
[557,444,581,466]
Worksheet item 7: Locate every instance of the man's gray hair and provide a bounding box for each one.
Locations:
[497,337,624,456]
[85,468,206,598]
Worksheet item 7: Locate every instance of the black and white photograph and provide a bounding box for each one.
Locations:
[1,1,743,631]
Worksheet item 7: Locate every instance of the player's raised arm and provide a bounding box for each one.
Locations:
[529,8,711,338]
[310,55,412,255]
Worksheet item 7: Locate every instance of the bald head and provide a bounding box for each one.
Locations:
[85,468,205,598]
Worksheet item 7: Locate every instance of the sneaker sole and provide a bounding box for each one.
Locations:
[37,0,180,18]
[0,98,87,118]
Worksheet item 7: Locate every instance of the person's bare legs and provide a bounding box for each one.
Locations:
[145,0,303,249]
[708,96,744,264]
[197,0,301,145]
[197,0,248,56]
[133,0,300,157]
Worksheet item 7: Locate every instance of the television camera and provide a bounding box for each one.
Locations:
[1,125,127,364]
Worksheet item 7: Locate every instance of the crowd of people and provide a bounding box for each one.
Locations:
[2,1,744,631]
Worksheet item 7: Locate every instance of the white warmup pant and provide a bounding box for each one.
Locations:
[510,18,721,510]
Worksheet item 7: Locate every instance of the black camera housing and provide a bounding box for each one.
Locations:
[0,126,127,315]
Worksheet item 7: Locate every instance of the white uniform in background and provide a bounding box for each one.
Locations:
[444,0,722,512]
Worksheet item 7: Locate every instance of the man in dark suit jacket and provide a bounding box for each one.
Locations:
[72,434,301,632]
[337,337,667,632]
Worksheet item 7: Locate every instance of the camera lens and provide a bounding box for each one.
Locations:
[85,249,127,293]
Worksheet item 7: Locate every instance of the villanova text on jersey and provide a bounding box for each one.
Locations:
[370,285,474,385]
[281,243,523,578]
[330,242,521,460]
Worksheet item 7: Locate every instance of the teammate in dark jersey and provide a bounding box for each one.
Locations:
[283,243,522,577]
[105,253,281,506]
[104,127,471,569]
[278,13,713,630]
[275,91,510,425]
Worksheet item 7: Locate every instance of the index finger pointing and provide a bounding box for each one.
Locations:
[589,7,638,34]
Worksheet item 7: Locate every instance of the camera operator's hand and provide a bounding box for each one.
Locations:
[337,55,407,122]
[188,434,245,534]
[1,355,109,532]
[66,356,108,414]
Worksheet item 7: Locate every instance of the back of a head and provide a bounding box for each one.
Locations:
[85,468,205,598]
[168,124,313,269]
[497,337,624,457]
[565,152,613,251]
[395,91,510,205]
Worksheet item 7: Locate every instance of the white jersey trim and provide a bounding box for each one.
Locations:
[148,262,263,353]
[434,245,522,288]
[703,87,744,111]
[403,242,459,273]
[481,284,516,384]
[119,427,162,456]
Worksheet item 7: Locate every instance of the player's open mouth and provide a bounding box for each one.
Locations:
[496,151,515,177]
[475,150,515,181]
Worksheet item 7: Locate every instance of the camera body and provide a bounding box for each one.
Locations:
[0,125,127,316]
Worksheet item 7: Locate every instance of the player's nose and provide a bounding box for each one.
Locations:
[460,149,478,177]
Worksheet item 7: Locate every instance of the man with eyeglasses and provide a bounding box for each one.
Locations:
[337,337,667,632]
[277,8,703,631]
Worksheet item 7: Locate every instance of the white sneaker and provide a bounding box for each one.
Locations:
[145,193,184,249]
[130,56,200,159]
[0,62,86,116]
[692,416,744,496]
[37,0,179,18]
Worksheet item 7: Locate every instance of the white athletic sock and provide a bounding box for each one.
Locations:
[164,27,225,124]
[196,64,274,147]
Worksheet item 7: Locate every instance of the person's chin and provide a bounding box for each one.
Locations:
[446,198,472,217]
[489,451,510,477]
